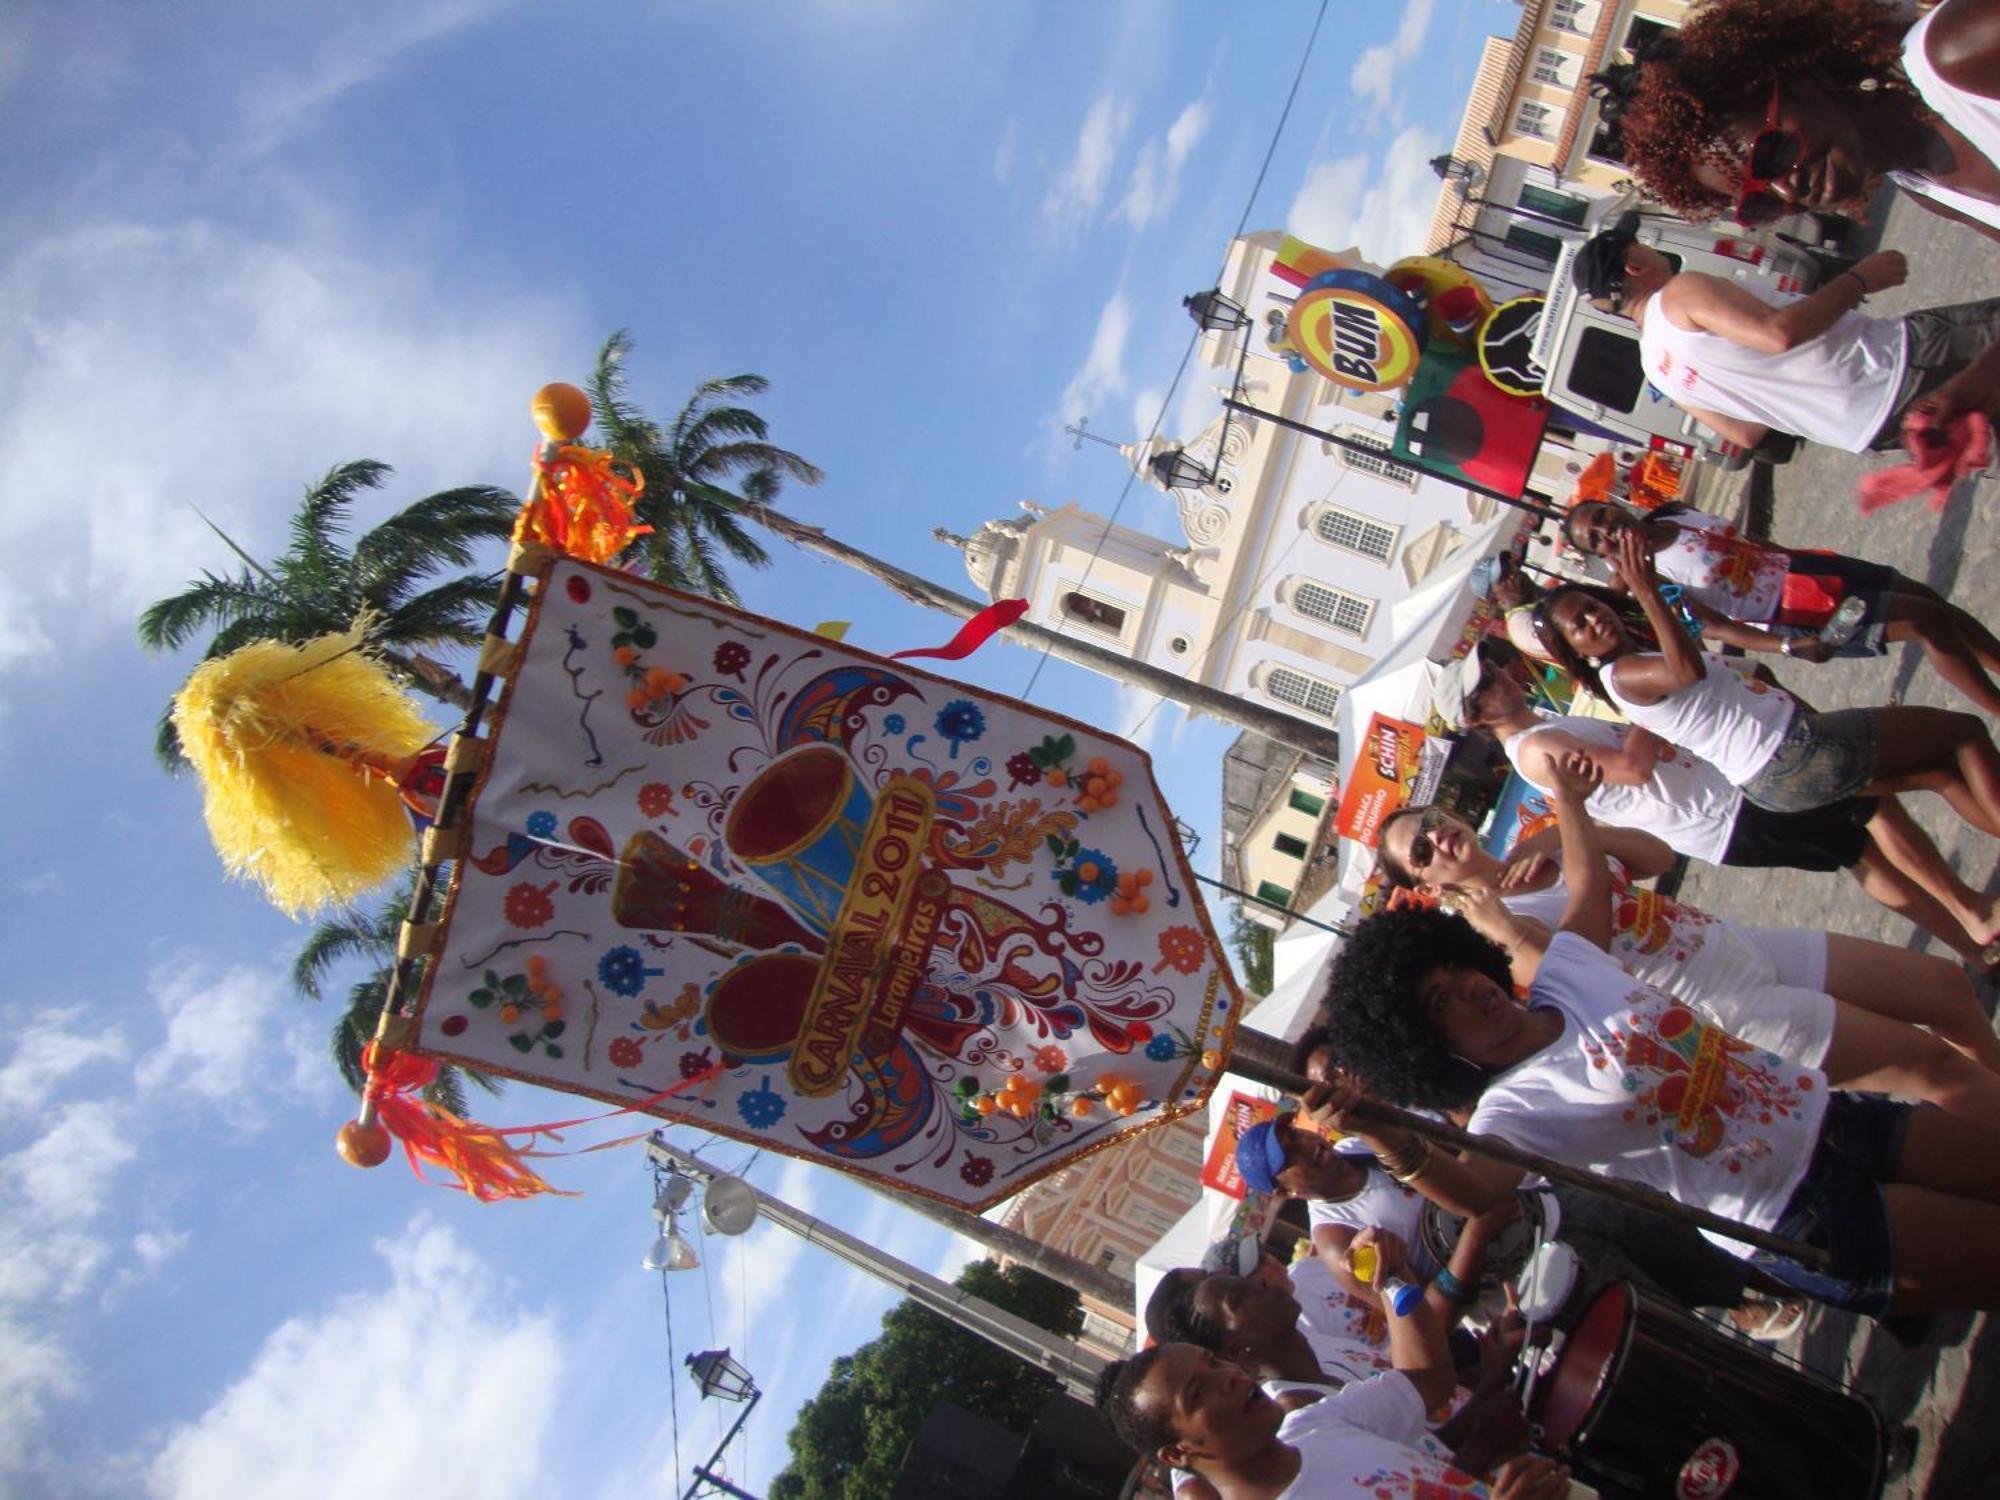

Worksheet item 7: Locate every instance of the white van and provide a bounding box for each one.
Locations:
[1532,213,1828,468]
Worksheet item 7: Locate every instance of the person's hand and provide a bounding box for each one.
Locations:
[1783,633,1835,664]
[1849,250,1907,294]
[1347,1225,1412,1286]
[1453,882,1527,950]
[1495,848,1552,890]
[1909,358,2000,432]
[1545,750,1602,802]
[1299,1074,1380,1142]
[1439,1388,1533,1476]
[1490,1454,1574,1499]
[1609,526,1657,593]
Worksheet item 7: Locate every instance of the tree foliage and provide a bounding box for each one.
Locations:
[1228,909,1276,996]
[586,330,822,602]
[137,460,516,769]
[767,1259,1083,1500]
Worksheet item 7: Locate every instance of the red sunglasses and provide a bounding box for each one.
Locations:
[1734,83,1805,225]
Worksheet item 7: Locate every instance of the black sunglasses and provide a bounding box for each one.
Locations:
[1405,806,1452,872]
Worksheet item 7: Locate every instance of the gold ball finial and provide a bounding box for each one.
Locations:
[531,382,592,442]
[337,1117,393,1168]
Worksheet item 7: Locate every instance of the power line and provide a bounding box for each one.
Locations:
[1019,0,1334,701]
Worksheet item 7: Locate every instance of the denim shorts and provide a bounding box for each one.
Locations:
[1747,1093,1911,1316]
[1869,298,2000,449]
[1741,708,1880,813]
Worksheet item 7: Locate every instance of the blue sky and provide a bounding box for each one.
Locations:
[0,2,1504,1494]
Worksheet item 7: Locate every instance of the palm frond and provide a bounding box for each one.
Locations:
[293,915,392,1002]
[136,572,275,652]
[153,705,189,774]
[678,404,773,458]
[700,504,773,573]
[380,573,507,643]
[285,460,390,576]
[354,487,516,594]
[688,440,823,488]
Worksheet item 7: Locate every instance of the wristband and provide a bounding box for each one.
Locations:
[1842,269,1869,301]
[1432,1267,1478,1306]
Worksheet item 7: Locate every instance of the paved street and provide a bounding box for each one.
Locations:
[1672,190,1999,1498]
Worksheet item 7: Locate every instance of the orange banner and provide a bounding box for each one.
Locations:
[1335,715,1427,847]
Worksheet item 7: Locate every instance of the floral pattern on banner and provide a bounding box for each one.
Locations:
[413,561,1240,1207]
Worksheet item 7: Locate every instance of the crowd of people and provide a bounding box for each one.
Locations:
[1093,4,2000,1493]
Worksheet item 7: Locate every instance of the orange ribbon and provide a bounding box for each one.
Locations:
[515,443,652,564]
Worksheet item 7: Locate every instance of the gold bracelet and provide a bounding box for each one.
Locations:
[1387,1136,1433,1183]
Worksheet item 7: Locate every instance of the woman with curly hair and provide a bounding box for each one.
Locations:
[1607,0,2000,240]
[1317,759,2000,1315]
[1372,798,2000,1088]
[1534,528,2000,840]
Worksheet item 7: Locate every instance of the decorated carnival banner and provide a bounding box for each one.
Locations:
[1390,343,1551,500]
[409,562,1242,1208]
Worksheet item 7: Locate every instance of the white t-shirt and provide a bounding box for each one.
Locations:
[1602,656,1796,788]
[1505,716,1744,866]
[1649,507,1788,623]
[1289,1254,1392,1361]
[1638,289,1906,453]
[1900,7,2000,232]
[1500,854,1834,1067]
[1274,1373,1486,1499]
[1306,1165,1441,1280]
[1467,932,1826,1258]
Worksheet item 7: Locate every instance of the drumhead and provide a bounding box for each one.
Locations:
[1531,1281,1633,1453]
[1418,1186,1550,1286]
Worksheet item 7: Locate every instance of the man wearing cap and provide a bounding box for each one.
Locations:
[1572,216,2000,452]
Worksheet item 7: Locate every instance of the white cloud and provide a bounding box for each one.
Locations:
[147,1219,565,1500]
[238,0,512,157]
[1115,97,1211,229]
[1286,125,1448,266]
[1129,387,1168,445]
[1043,93,1133,234]
[0,213,582,682]
[133,961,323,1125]
[14,870,61,897]
[1349,0,1439,120]
[1056,292,1134,440]
[0,1006,128,1117]
[7,1100,138,1233]
[132,1228,192,1272]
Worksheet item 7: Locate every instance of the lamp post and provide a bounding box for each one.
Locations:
[683,1348,762,1500]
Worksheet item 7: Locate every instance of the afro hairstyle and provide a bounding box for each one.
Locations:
[1320,905,1514,1111]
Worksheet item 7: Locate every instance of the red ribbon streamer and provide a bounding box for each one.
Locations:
[890,598,1029,661]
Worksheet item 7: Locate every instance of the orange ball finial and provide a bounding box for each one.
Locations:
[531,382,592,442]
[337,1117,393,1168]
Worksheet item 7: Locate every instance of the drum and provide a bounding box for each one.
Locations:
[724,744,874,938]
[1419,1185,1556,1288]
[1530,1281,1886,1500]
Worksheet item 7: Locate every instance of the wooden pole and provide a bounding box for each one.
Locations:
[1227,1033,1830,1270]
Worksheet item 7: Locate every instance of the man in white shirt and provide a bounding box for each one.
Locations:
[1571,218,2000,453]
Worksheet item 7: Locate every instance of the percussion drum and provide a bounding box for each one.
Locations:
[1530,1281,1886,1500]
[724,745,874,938]
[1419,1185,1557,1288]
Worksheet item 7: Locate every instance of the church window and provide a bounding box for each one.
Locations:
[1291,582,1375,637]
[1311,503,1399,561]
[1263,665,1341,720]
[1061,591,1126,634]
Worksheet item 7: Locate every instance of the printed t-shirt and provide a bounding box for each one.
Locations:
[1505,716,1743,865]
[1650,507,1788,622]
[1499,854,1833,1066]
[1602,655,1795,787]
[1466,932,1827,1258]
[1306,1165,1440,1280]
[1274,1372,1488,1499]
[1638,290,1905,453]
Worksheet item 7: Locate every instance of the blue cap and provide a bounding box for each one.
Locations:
[1235,1120,1286,1195]
[1385,1279,1423,1317]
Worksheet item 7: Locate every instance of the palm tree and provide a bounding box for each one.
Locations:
[586,330,823,601]
[137,460,517,769]
[292,875,497,1115]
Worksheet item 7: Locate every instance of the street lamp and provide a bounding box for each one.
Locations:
[684,1349,763,1500]
[1183,288,1250,333]
[1147,445,1221,493]
[643,1170,700,1271]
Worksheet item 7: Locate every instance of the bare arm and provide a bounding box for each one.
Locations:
[1311,1221,1371,1301]
[1607,530,1707,697]
[1547,760,1615,949]
[1592,823,1677,881]
[1305,1080,1528,1223]
[1660,252,1905,354]
[1926,0,2000,100]
[1516,726,1659,789]
[1355,1227,1459,1414]
[1680,401,1771,449]
[1904,181,2000,246]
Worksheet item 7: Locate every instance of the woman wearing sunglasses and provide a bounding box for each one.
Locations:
[1314,777,2000,1320]
[1370,797,2000,1111]
[1601,0,2000,241]
[1571,217,2000,455]
[1536,528,2000,844]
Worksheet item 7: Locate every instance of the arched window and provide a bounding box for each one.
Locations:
[1061,591,1126,634]
[1264,666,1340,720]
[1325,428,1418,491]
[1309,503,1399,563]
[1289,581,1375,637]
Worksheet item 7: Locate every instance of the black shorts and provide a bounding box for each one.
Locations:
[1720,795,1878,872]
[1776,554,1898,657]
